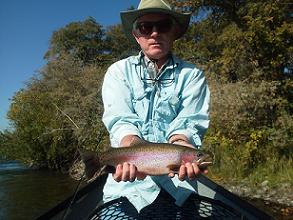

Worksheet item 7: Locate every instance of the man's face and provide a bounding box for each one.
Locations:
[133,13,178,60]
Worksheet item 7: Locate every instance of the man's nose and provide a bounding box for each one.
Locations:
[150,26,159,36]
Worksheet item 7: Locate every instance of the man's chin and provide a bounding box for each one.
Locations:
[147,50,168,60]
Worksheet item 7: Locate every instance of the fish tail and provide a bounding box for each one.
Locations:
[79,150,101,180]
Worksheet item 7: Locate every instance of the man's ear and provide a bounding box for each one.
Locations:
[172,22,181,40]
[132,31,140,44]
[173,25,181,40]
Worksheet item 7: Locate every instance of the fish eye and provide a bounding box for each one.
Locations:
[197,152,203,158]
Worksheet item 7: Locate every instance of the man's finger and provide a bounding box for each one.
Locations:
[121,162,130,181]
[191,162,200,177]
[186,162,195,180]
[178,164,186,181]
[113,164,123,182]
[129,164,137,182]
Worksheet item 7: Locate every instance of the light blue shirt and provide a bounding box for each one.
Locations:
[101,53,210,211]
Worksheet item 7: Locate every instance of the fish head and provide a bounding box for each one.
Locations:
[194,151,211,162]
[185,149,213,170]
[196,150,213,170]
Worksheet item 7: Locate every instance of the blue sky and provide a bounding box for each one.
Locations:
[0,0,139,131]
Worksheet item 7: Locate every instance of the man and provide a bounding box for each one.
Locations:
[100,0,210,217]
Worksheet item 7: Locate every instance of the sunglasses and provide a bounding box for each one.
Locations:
[135,19,174,36]
[139,56,175,87]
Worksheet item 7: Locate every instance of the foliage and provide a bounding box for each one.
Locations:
[104,24,140,60]
[5,54,108,170]
[173,0,293,81]
[0,130,17,160]
[172,0,293,184]
[44,17,105,64]
[203,78,293,183]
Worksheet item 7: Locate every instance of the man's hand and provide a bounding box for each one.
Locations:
[168,162,208,181]
[120,135,147,147]
[169,134,208,180]
[113,135,147,182]
[169,134,193,148]
[113,162,146,182]
[171,140,194,148]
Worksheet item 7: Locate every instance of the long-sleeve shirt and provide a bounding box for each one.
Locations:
[101,52,210,211]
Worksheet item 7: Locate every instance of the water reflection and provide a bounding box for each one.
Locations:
[0,161,28,171]
[0,161,78,220]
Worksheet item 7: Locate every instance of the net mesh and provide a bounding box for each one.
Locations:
[88,191,246,220]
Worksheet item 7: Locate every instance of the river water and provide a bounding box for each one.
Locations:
[0,161,78,220]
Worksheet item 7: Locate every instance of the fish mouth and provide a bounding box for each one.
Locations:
[196,153,213,170]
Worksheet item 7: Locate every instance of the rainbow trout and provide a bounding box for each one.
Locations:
[81,142,212,180]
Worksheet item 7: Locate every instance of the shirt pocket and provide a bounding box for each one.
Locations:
[155,91,181,123]
[132,89,150,120]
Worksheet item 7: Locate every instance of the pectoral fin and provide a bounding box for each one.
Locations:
[167,164,181,173]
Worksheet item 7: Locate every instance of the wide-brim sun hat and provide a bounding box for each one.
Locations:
[120,0,191,40]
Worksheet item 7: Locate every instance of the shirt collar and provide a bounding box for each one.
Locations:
[131,51,179,69]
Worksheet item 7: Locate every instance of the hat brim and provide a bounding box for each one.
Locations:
[120,8,191,41]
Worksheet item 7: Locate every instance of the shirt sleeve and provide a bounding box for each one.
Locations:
[166,68,210,147]
[102,63,143,147]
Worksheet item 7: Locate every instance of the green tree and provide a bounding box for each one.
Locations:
[44,17,105,64]
[6,54,108,170]
[173,0,293,81]
[104,24,140,60]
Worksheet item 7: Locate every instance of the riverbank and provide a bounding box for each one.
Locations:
[221,181,293,206]
[213,179,293,219]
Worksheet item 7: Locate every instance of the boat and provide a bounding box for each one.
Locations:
[36,174,274,219]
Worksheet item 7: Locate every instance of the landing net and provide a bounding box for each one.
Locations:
[88,191,244,220]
